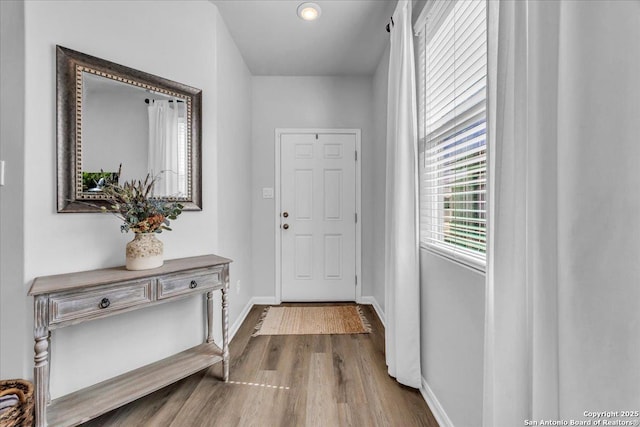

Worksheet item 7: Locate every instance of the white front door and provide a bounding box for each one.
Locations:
[279,132,357,301]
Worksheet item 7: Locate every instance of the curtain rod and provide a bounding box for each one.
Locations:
[144,99,184,104]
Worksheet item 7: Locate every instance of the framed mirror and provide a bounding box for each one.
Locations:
[56,45,202,212]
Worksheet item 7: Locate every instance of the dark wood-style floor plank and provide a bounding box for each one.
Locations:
[306,351,341,426]
[331,334,368,405]
[82,303,439,427]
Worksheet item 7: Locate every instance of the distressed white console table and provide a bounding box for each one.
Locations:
[28,254,231,427]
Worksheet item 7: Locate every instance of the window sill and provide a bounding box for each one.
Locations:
[419,244,486,275]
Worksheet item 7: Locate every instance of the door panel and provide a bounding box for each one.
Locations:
[295,170,313,219]
[294,235,313,279]
[323,170,342,220]
[280,132,356,301]
[323,235,343,279]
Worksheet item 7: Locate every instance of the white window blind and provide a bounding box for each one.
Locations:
[416,0,487,269]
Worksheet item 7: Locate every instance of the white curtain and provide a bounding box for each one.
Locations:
[147,100,186,196]
[484,1,640,425]
[384,0,421,389]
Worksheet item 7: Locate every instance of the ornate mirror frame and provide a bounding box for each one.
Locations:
[56,45,202,212]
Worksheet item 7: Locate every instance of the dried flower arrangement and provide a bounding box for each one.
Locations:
[100,166,184,234]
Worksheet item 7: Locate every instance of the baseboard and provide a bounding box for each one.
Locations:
[229,296,279,342]
[357,296,385,327]
[229,298,254,342]
[250,296,278,305]
[420,377,455,427]
[356,300,451,427]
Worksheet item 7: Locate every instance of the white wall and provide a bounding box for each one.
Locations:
[420,251,484,427]
[19,0,252,398]
[371,45,389,313]
[83,84,149,181]
[215,10,254,329]
[0,0,27,379]
[250,76,374,301]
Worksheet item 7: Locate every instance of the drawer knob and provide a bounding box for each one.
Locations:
[190,280,198,289]
[99,298,111,309]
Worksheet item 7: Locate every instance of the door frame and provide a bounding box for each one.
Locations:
[274,128,362,304]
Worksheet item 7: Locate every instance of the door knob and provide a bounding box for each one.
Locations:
[282,212,289,218]
[283,224,289,230]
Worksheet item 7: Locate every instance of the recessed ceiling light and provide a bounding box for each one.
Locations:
[297,2,321,21]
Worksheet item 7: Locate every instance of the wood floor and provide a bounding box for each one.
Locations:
[81,304,438,427]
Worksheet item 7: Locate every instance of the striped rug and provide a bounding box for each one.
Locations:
[252,305,371,336]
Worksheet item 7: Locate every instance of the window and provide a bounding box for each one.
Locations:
[415,0,487,269]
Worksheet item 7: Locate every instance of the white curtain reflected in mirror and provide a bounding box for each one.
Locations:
[147,99,188,197]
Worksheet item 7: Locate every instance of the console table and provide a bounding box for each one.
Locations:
[28,254,231,427]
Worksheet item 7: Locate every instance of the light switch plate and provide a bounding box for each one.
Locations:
[262,187,274,199]
[0,161,5,186]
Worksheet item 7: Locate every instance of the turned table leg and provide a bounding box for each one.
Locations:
[221,268,229,382]
[206,291,214,344]
[47,331,51,404]
[34,295,49,427]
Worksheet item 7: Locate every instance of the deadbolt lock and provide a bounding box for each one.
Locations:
[282,212,289,218]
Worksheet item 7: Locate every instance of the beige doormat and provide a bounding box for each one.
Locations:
[252,305,371,336]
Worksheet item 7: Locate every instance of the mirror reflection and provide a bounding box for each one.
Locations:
[56,45,202,213]
[81,72,188,197]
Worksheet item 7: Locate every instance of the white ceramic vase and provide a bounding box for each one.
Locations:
[125,233,163,270]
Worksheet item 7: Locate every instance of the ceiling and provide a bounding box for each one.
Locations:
[211,0,397,76]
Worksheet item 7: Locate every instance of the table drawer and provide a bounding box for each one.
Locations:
[49,280,153,325]
[157,267,223,299]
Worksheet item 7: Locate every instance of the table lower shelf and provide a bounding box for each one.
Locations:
[47,342,224,427]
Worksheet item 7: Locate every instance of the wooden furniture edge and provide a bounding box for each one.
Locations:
[30,255,231,427]
[47,342,223,427]
[29,254,232,295]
